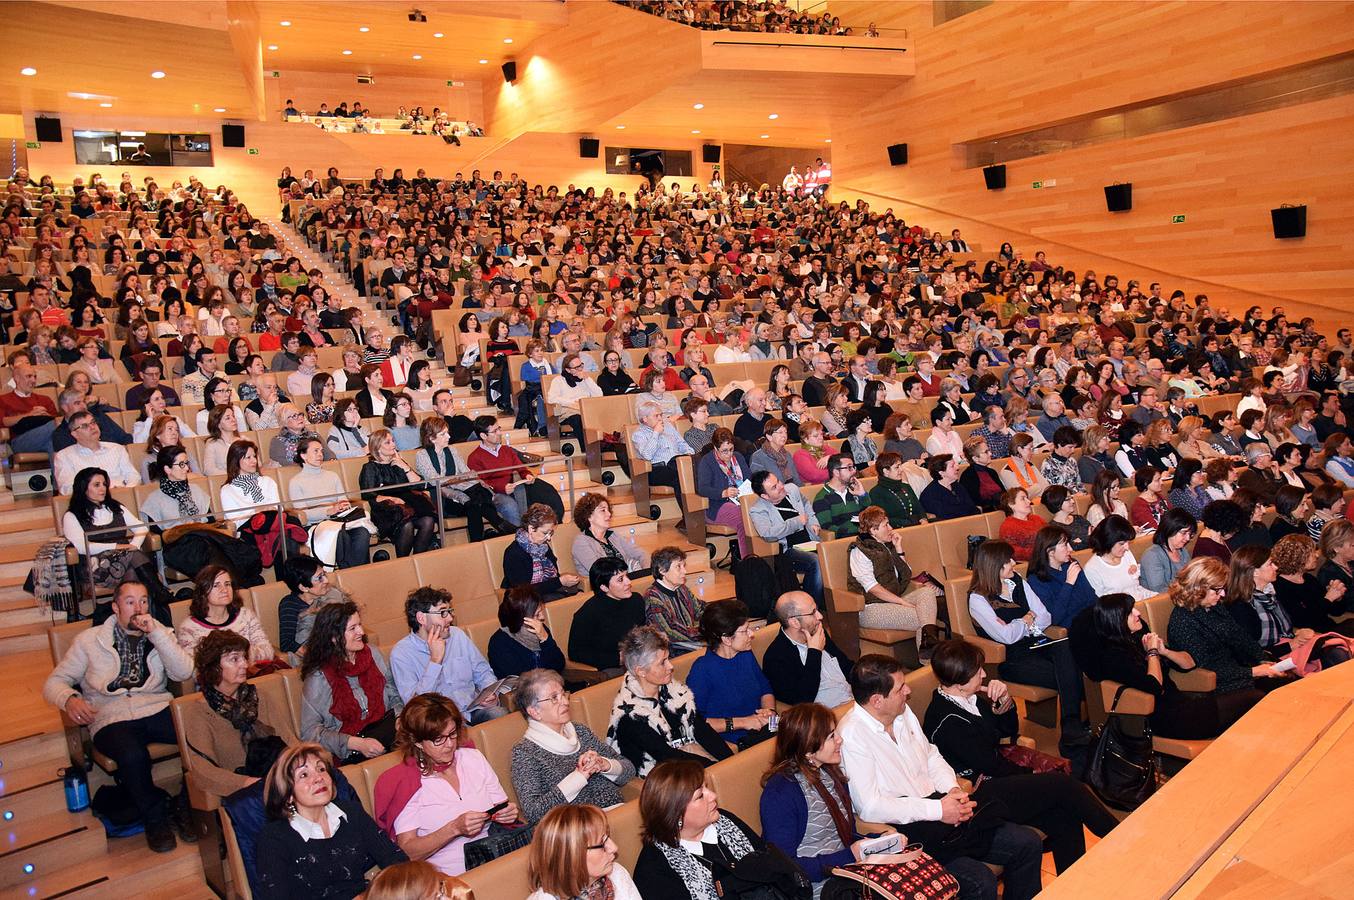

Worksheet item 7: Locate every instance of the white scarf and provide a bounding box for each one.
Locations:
[524,718,580,755]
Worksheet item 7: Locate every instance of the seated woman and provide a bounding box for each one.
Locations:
[305,372,336,424]
[547,352,602,440]
[959,436,1005,512]
[326,398,372,459]
[415,417,509,542]
[570,557,648,677]
[138,414,201,482]
[925,405,965,458]
[501,503,583,599]
[881,412,927,462]
[1138,508,1196,593]
[202,404,243,477]
[63,466,173,623]
[488,587,566,678]
[268,403,331,468]
[571,492,650,577]
[1000,432,1048,498]
[1070,593,1218,738]
[527,804,642,900]
[383,393,422,451]
[1025,525,1098,628]
[370,693,519,877]
[922,639,1118,873]
[1128,466,1169,531]
[288,436,374,569]
[360,428,438,557]
[606,626,732,776]
[1078,425,1115,486]
[42,581,194,852]
[175,565,275,667]
[510,668,635,824]
[256,742,406,897]
[1195,498,1245,561]
[760,703,911,892]
[355,362,395,419]
[1167,557,1293,729]
[686,600,776,749]
[919,453,979,521]
[695,427,751,556]
[634,759,793,900]
[277,556,350,662]
[300,601,404,764]
[847,505,942,657]
[1271,533,1354,638]
[1303,483,1342,541]
[1113,421,1151,479]
[840,408,878,468]
[219,440,282,527]
[131,387,196,444]
[1168,458,1212,520]
[998,487,1046,562]
[793,420,832,485]
[1144,418,1180,472]
[180,630,299,803]
[967,540,1088,750]
[1226,545,1352,671]
[1040,484,1090,551]
[1084,515,1158,601]
[867,451,926,529]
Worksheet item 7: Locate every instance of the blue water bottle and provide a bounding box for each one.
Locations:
[63,766,89,813]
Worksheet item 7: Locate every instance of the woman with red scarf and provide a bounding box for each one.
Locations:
[300,601,404,764]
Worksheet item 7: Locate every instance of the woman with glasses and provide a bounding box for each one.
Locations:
[547,352,602,441]
[686,599,776,750]
[695,427,751,557]
[268,403,331,468]
[306,372,336,424]
[196,375,245,436]
[371,692,517,877]
[501,503,582,600]
[526,804,641,900]
[510,667,634,824]
[383,392,422,451]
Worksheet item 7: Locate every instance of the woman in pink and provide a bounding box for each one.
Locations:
[793,420,831,484]
[374,694,520,876]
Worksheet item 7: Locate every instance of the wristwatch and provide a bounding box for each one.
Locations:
[725,717,734,732]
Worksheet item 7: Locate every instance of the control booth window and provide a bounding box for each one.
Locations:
[73,130,213,166]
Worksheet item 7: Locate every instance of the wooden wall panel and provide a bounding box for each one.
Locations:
[830,0,1354,320]
[723,143,830,190]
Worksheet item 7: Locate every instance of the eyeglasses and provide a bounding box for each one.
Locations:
[586,833,612,851]
[531,690,571,707]
[428,728,459,747]
[170,460,190,469]
[427,607,453,619]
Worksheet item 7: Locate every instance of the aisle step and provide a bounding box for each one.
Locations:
[0,810,107,889]
[0,730,68,770]
[21,830,202,900]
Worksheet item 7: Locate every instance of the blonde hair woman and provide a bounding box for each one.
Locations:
[527,804,641,900]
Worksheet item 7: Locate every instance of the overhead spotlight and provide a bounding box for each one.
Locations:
[433,32,443,38]
[150,70,166,79]
[267,44,278,50]
[760,134,769,139]
[693,103,704,110]
[768,113,779,119]
[478,58,488,64]
[341,49,352,55]
[279,20,291,26]
[99,102,112,107]
[20,67,37,76]
[503,37,513,43]
[359,26,369,33]
[412,54,422,60]
[213,107,226,112]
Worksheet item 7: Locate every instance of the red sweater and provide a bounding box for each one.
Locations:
[467,443,530,494]
[999,514,1046,562]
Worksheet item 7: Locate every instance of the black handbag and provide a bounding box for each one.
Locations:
[1086,684,1159,810]
[463,820,534,870]
[696,842,812,900]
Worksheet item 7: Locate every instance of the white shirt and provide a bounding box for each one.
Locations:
[714,345,751,364]
[131,415,196,444]
[62,506,147,556]
[680,821,720,856]
[287,802,346,841]
[787,633,852,708]
[526,866,642,900]
[925,428,965,458]
[219,474,282,525]
[838,703,958,826]
[196,404,245,436]
[1084,550,1157,600]
[967,579,1052,645]
[54,442,142,496]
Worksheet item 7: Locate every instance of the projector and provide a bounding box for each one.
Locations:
[408,9,427,22]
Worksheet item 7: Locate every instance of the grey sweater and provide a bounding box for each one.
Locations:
[300,647,404,757]
[509,722,635,824]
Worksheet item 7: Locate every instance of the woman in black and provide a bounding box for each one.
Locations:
[922,640,1118,872]
[1069,593,1221,739]
[358,429,437,557]
[597,349,636,395]
[1271,533,1354,637]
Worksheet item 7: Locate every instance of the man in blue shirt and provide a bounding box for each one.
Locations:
[389,587,507,723]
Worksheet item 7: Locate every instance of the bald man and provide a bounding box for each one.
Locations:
[761,591,854,707]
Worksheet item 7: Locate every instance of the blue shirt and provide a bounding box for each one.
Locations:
[389,628,496,710]
[686,650,772,742]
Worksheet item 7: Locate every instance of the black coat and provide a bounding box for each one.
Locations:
[761,629,854,705]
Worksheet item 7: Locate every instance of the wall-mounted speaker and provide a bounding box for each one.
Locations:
[1104,183,1133,212]
[702,144,721,164]
[501,60,517,84]
[982,164,1006,191]
[886,143,908,166]
[579,138,599,159]
[34,117,63,143]
[222,124,245,148]
[1271,205,1307,239]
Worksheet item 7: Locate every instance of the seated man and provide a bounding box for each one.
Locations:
[53,410,141,495]
[50,387,131,453]
[1,360,59,455]
[465,414,564,527]
[632,401,693,508]
[569,557,647,677]
[762,591,853,707]
[642,546,705,652]
[811,452,869,537]
[388,587,507,723]
[839,654,1044,900]
[732,387,769,444]
[42,581,195,853]
[124,358,180,410]
[748,470,823,606]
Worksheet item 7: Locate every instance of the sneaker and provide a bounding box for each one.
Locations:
[145,820,177,853]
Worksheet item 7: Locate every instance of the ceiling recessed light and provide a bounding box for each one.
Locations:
[433,32,443,38]
[267,44,278,50]
[358,26,369,32]
[691,129,701,134]
[342,49,352,55]
[768,113,779,120]
[616,125,626,129]
[503,38,513,44]
[20,67,37,76]
[824,139,832,143]
[214,107,226,113]
[760,134,769,139]
[412,54,422,60]
[478,58,488,64]
[99,102,112,108]
[151,70,166,79]
[279,20,291,26]
[693,103,704,110]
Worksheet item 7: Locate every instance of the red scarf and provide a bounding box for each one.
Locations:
[321,644,387,734]
[373,745,476,839]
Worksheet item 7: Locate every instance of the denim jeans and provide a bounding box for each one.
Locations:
[12,419,57,454]
[783,547,824,608]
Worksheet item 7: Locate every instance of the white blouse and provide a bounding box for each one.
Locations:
[219,475,282,525]
[1083,550,1157,600]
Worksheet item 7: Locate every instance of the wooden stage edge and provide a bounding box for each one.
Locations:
[1042,664,1354,899]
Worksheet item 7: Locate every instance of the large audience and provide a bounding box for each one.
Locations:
[7,157,1354,899]
[619,0,860,36]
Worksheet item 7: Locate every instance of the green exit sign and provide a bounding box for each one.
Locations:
[1171,214,1186,224]
[25,141,39,149]
[247,148,260,155]
[1032,181,1043,189]
[446,80,454,86]
[270,70,281,78]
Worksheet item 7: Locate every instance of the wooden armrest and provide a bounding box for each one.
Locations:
[1170,668,1217,692]
[1044,625,1068,640]
[855,819,892,834]
[563,666,611,686]
[1015,735,1036,748]
[1100,681,1156,716]
[967,635,1007,664]
[443,877,474,900]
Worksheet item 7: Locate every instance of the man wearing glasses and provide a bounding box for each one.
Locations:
[762,590,854,707]
[53,409,140,495]
[390,587,507,723]
[811,453,868,537]
[50,387,130,453]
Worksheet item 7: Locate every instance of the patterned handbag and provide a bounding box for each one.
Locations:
[998,742,1072,775]
[829,848,960,900]
[462,819,534,870]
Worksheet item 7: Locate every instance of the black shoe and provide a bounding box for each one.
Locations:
[1059,720,1094,747]
[169,796,198,844]
[373,549,391,562]
[145,820,177,853]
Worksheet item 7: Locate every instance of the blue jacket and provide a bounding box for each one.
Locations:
[759,771,860,882]
[487,628,565,678]
[1025,563,1098,628]
[696,449,749,517]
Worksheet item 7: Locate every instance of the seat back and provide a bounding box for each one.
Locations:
[48,620,91,666]
[706,738,776,832]
[818,536,862,613]
[738,494,780,557]
[573,678,620,736]
[248,580,292,652]
[543,592,591,668]
[335,557,423,645]
[607,800,645,872]
[466,711,527,806]
[464,617,500,660]
[894,520,944,583]
[1139,595,1175,635]
[279,667,307,737]
[357,750,404,819]
[904,665,939,723]
[935,514,993,576]
[415,544,501,625]
[752,622,781,664]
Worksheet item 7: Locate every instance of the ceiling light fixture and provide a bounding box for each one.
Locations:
[693,103,704,110]
[478,58,488,64]
[151,70,166,79]
[616,125,626,129]
[691,129,701,134]
[433,32,443,38]
[503,38,513,43]
[214,107,226,112]
[825,139,832,143]
[760,134,769,139]
[279,20,291,26]
[20,67,37,76]
[267,44,278,50]
[412,54,422,60]
[342,49,352,55]
[99,102,112,107]
[768,113,779,119]
[359,26,369,32]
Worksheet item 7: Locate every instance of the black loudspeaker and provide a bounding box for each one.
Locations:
[579,138,599,159]
[983,164,1006,191]
[1271,205,1307,239]
[702,144,721,164]
[501,60,517,84]
[222,124,245,148]
[34,117,63,143]
[1105,183,1133,212]
[886,143,908,166]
